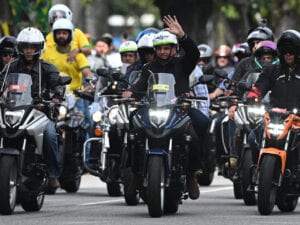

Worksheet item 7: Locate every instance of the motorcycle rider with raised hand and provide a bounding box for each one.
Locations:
[0,27,62,191]
[123,15,205,200]
[249,29,300,165]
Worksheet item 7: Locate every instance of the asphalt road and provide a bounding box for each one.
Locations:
[1,173,300,225]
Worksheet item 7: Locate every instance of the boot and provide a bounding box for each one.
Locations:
[187,173,200,200]
[224,157,238,169]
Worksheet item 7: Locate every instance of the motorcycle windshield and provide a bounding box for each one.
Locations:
[2,73,33,107]
[147,73,176,107]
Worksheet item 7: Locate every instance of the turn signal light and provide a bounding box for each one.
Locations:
[94,127,103,137]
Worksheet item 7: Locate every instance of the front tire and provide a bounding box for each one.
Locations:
[107,182,122,196]
[242,149,256,205]
[0,155,18,215]
[277,192,298,212]
[20,193,45,212]
[123,168,139,205]
[257,155,279,215]
[147,155,165,217]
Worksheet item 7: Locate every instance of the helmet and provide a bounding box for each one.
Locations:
[137,33,156,49]
[231,42,251,61]
[135,27,160,42]
[48,4,73,26]
[255,40,278,58]
[277,29,300,57]
[52,18,74,44]
[214,45,231,57]
[197,44,213,58]
[16,27,45,58]
[247,26,274,50]
[0,35,17,57]
[153,31,178,47]
[119,41,138,53]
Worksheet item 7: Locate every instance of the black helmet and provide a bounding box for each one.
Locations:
[0,35,17,57]
[277,30,300,58]
[247,25,274,51]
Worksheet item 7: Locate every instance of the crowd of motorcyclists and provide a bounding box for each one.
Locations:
[0,2,300,217]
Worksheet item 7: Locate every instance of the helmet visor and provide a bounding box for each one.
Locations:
[49,10,67,25]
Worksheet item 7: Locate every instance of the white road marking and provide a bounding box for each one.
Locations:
[79,185,233,206]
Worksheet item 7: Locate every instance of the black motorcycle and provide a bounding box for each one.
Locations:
[128,72,208,217]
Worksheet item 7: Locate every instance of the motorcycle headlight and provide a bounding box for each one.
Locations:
[247,105,265,124]
[108,106,119,125]
[267,123,285,136]
[149,108,170,128]
[4,109,25,128]
[92,111,103,123]
[58,105,67,120]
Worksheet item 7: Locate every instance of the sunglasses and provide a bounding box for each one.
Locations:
[1,52,14,57]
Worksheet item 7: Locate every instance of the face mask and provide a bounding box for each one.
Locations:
[121,63,131,74]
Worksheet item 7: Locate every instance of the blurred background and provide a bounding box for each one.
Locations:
[1,0,300,49]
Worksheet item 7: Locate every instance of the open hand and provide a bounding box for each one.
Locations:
[163,15,185,38]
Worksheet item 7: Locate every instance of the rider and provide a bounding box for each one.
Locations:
[231,42,251,66]
[123,15,204,200]
[248,29,300,163]
[0,27,62,190]
[0,36,17,71]
[46,3,91,62]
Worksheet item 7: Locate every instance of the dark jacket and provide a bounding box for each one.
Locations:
[1,59,60,99]
[255,64,300,109]
[231,56,256,83]
[132,35,199,97]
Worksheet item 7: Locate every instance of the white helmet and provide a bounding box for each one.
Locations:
[153,30,178,47]
[52,18,74,44]
[137,33,156,49]
[197,44,213,58]
[48,4,73,26]
[119,41,138,53]
[16,27,45,58]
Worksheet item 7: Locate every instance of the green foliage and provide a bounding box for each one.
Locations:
[109,0,159,16]
[8,0,51,32]
[220,4,240,19]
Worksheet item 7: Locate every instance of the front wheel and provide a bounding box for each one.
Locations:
[123,168,139,205]
[257,155,280,215]
[0,155,18,215]
[197,171,214,186]
[20,193,45,212]
[107,182,122,196]
[242,149,256,205]
[276,192,298,212]
[147,155,165,218]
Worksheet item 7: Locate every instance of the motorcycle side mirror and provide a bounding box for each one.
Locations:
[58,76,72,85]
[237,81,252,91]
[214,68,228,79]
[111,71,126,81]
[198,74,215,84]
[96,67,110,76]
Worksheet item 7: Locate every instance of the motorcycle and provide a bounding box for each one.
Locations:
[129,72,208,217]
[251,107,300,215]
[217,73,264,204]
[55,90,89,193]
[0,72,71,215]
[81,68,130,197]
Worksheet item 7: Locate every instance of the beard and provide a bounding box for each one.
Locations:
[55,37,69,47]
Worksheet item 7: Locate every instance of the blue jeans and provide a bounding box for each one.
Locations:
[44,121,60,178]
[75,98,92,163]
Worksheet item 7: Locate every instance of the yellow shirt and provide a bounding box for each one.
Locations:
[41,46,90,92]
[46,28,90,49]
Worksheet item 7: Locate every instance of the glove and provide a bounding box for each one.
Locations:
[247,86,261,99]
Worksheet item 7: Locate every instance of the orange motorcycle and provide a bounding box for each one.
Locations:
[254,108,300,215]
